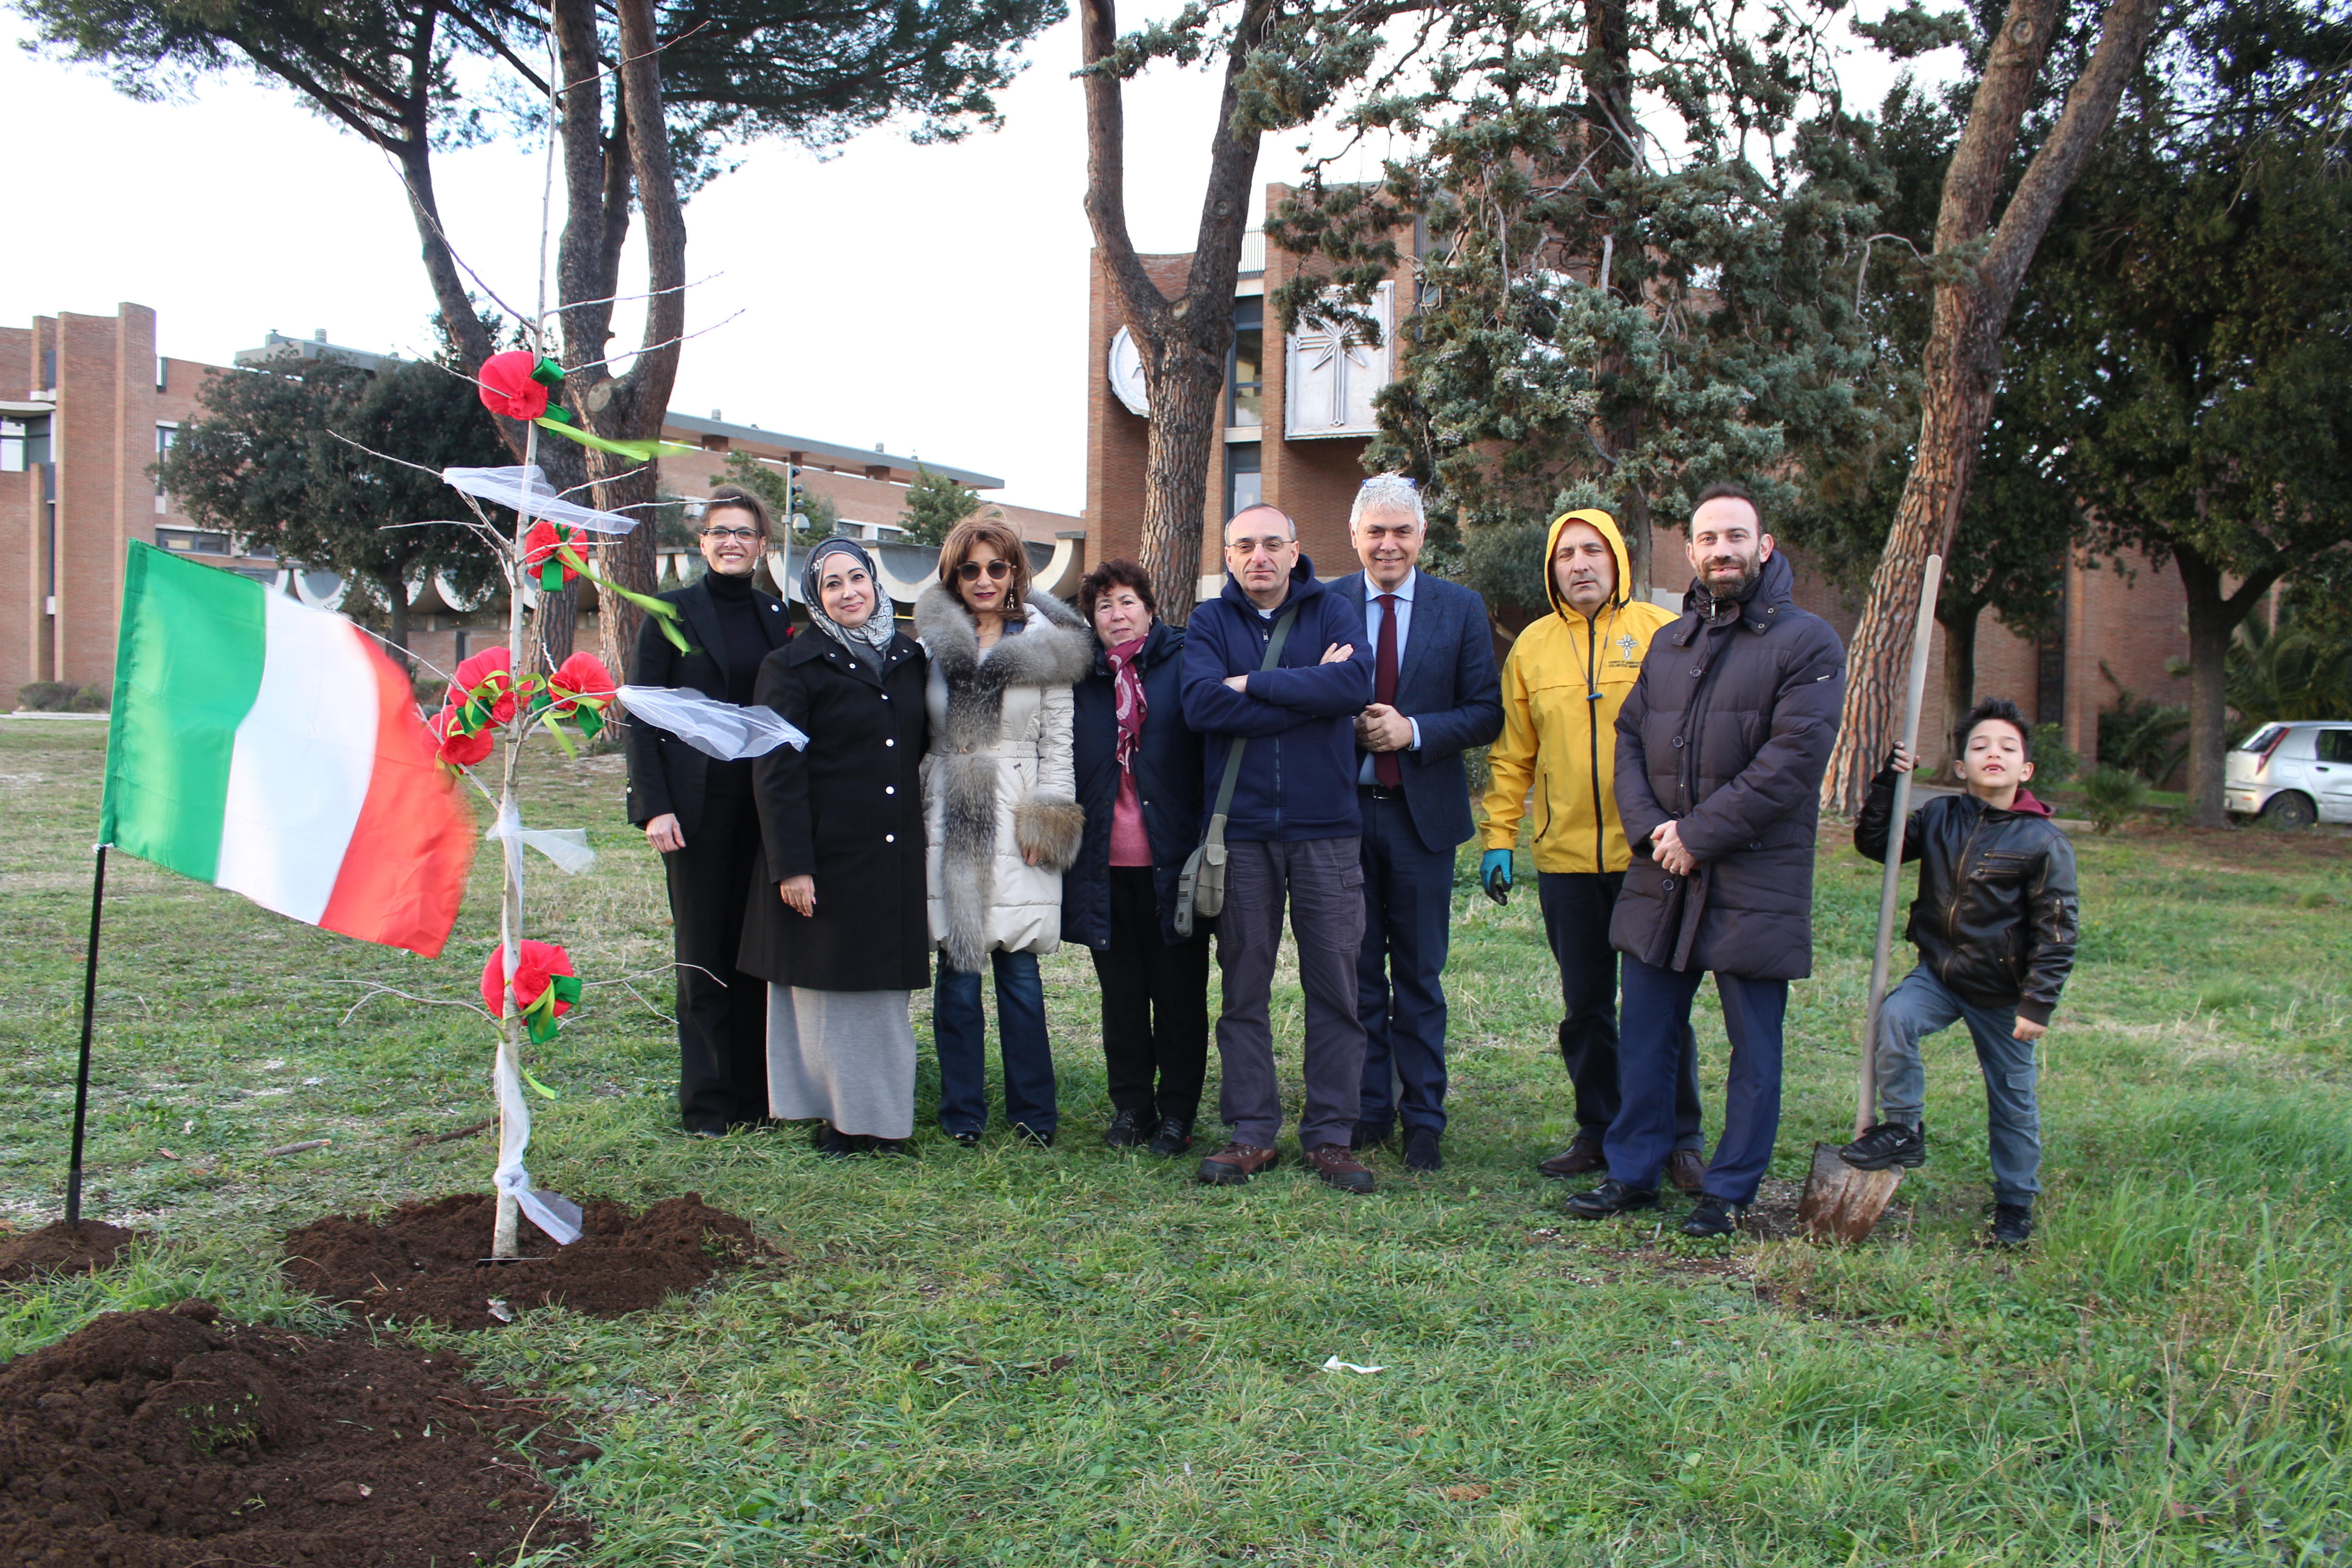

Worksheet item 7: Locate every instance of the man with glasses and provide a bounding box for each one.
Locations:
[1182,505,1379,1192]
[625,483,793,1136]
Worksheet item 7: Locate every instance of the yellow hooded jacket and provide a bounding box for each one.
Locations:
[1480,508,1678,875]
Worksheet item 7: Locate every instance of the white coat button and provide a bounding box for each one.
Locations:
[886,786,896,795]
[885,833,896,843]
[886,738,895,746]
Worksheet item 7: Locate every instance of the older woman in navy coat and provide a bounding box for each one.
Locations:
[1061,559,1211,1156]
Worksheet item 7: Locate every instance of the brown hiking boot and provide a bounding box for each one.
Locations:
[1305,1143,1377,1194]
[1667,1148,1709,1195]
[1538,1135,1605,1179]
[1197,1142,1278,1186]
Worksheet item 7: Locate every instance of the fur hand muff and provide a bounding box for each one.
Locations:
[1014,795,1086,872]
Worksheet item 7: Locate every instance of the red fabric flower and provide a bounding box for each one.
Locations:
[428,703,494,766]
[477,350,551,422]
[545,652,615,715]
[521,519,580,586]
[479,940,576,1019]
[452,646,517,726]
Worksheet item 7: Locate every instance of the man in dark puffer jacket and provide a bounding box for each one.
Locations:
[1843,697,2080,1249]
[1568,483,1846,1239]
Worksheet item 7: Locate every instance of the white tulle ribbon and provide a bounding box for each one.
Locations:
[617,685,810,760]
[492,1039,582,1246]
[442,465,639,533]
[485,800,595,875]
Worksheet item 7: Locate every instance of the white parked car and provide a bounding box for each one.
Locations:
[2226,721,2352,827]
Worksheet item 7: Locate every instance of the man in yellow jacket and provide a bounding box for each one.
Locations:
[1480,508,1706,1189]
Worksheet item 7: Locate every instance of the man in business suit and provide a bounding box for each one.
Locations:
[1335,475,1504,1171]
[624,483,794,1136]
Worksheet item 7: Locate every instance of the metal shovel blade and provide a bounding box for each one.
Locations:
[1796,1143,1905,1244]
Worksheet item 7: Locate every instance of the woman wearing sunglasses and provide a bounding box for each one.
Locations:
[914,516,1094,1146]
[623,484,792,1136]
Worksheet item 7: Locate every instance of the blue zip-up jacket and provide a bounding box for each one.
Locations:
[1181,557,1377,843]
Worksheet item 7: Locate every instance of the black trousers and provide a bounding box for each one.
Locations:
[664,784,769,1131]
[1538,869,1703,1149]
[1092,866,1211,1124]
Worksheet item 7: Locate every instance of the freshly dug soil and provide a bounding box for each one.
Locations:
[0,1219,142,1284]
[282,1191,762,1329]
[0,1299,593,1567]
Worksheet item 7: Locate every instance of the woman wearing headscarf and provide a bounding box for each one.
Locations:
[739,537,930,1155]
[1061,559,1211,1155]
[915,516,1094,1147]
[624,484,793,1136]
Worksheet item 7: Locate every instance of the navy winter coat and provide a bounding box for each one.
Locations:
[1062,621,1206,951]
[1610,549,1846,980]
[1181,559,1377,843]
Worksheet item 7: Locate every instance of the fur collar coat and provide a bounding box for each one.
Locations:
[914,583,1095,971]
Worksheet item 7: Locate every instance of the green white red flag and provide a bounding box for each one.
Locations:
[97,542,475,956]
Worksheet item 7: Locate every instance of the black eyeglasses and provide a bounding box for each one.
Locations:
[701,525,762,542]
[957,559,1012,582]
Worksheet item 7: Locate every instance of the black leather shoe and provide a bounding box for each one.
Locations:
[1990,1202,2034,1248]
[1840,1121,1927,1171]
[1103,1109,1149,1148]
[1148,1116,1195,1157]
[1013,1124,1055,1149]
[1350,1122,1392,1152]
[867,1138,907,1157]
[1537,1135,1605,1178]
[1681,1195,1739,1238]
[947,1129,981,1148]
[1565,1178,1660,1220]
[1403,1128,1442,1171]
[813,1123,859,1159]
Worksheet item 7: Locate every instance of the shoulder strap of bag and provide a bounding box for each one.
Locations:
[1207,602,1302,819]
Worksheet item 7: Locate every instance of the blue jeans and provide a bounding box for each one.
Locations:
[1605,956,1787,1205]
[933,951,1057,1137]
[1875,965,2042,1203]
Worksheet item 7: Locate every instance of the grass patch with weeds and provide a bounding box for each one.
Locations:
[2,715,2349,1564]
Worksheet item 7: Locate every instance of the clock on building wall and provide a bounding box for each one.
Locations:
[1107,326,1150,418]
[1283,282,1394,440]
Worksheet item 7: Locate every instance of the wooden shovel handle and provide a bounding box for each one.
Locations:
[1856,555,1943,1138]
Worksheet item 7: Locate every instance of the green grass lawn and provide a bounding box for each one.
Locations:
[3,713,2349,1566]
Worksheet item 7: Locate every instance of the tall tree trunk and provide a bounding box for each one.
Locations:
[1818,0,2160,816]
[383,574,413,671]
[1583,0,1652,599]
[1080,0,1269,626]
[2174,544,2287,827]
[1938,594,1983,761]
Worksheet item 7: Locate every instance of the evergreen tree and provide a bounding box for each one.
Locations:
[899,465,984,548]
[158,355,507,668]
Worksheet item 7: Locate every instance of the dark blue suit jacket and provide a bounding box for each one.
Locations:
[1331,569,1504,855]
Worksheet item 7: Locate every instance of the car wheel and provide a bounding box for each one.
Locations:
[2261,791,2318,830]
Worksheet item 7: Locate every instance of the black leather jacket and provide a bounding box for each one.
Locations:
[1854,766,2081,1024]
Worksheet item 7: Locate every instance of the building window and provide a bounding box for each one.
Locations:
[156,424,178,512]
[1225,442,1262,521]
[1229,298,1264,429]
[40,349,56,391]
[2,415,50,471]
[157,356,168,392]
[156,526,233,555]
[1239,228,1266,276]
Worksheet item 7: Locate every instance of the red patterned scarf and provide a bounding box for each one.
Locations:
[1105,635,1148,773]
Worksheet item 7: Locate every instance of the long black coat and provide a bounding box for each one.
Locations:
[623,576,792,836]
[738,629,932,992]
[1062,621,1207,951]
[1610,549,1846,980]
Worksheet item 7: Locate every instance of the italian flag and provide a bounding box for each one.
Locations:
[98,543,476,957]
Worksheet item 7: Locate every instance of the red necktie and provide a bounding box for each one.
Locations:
[1375,593,1402,788]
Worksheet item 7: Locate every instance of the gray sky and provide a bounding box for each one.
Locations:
[1,9,1947,519]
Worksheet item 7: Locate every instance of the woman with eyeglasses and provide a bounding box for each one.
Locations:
[915,516,1094,1147]
[624,483,792,1137]
[738,537,931,1156]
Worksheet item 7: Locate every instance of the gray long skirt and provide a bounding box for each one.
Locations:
[766,985,916,1139]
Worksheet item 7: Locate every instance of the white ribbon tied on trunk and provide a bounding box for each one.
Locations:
[485,800,595,875]
[492,1037,583,1246]
[616,685,810,760]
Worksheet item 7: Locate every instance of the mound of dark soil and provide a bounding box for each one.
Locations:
[0,1219,143,1284]
[282,1191,762,1329]
[0,1298,593,1567]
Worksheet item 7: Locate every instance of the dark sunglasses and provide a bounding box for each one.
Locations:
[956,559,1012,582]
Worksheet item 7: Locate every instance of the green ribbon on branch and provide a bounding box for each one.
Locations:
[519,972,583,1045]
[532,416,696,462]
[551,538,693,653]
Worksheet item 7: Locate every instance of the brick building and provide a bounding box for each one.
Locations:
[5,304,1083,694]
[1083,188,2192,773]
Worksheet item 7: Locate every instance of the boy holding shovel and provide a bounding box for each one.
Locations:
[1842,697,2080,1247]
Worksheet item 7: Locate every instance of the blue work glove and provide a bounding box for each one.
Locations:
[1480,848,1513,905]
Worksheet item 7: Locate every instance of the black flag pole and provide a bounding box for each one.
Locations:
[64,844,108,1232]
